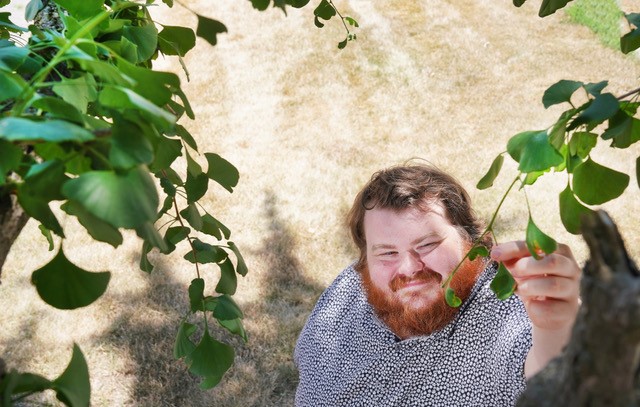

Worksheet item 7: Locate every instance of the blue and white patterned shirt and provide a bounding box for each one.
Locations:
[294,262,532,406]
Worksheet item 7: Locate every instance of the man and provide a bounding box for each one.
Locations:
[294,164,581,406]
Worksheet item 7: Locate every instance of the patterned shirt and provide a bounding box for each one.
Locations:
[294,262,532,406]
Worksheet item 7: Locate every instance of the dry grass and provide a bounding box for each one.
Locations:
[2,0,640,405]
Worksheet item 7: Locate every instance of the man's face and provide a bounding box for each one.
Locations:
[362,204,481,338]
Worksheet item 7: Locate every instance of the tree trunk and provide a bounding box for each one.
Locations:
[0,192,29,281]
[517,210,640,406]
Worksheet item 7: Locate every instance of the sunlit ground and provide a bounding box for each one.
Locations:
[1,0,639,405]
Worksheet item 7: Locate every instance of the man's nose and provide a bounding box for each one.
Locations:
[397,251,424,277]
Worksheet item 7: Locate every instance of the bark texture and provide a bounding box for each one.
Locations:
[517,210,640,406]
[0,192,29,280]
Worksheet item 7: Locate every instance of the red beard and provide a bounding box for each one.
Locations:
[360,257,484,339]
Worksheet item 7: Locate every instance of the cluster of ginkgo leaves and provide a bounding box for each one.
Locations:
[443,2,640,307]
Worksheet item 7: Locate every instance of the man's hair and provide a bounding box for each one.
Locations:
[347,164,491,270]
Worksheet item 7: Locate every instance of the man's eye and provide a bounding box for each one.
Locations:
[417,243,435,250]
[380,251,397,257]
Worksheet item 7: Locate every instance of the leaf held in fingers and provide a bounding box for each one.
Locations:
[490,262,516,300]
[526,216,557,259]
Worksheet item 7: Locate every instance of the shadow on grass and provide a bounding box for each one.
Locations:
[205,190,326,406]
[93,189,326,406]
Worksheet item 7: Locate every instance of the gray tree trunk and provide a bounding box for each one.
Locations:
[517,210,640,406]
[0,192,29,281]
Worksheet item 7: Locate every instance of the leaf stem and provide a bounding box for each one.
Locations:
[442,174,521,290]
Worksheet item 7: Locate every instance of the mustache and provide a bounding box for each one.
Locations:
[390,268,443,292]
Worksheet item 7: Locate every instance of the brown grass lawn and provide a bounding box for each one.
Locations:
[2,0,640,405]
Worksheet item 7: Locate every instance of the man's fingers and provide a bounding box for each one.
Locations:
[515,275,578,300]
[509,253,580,279]
[490,240,529,262]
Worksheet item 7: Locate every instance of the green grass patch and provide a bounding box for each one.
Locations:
[566,0,623,49]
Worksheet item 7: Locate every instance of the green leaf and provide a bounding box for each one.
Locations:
[122,23,158,63]
[180,203,202,230]
[476,154,504,190]
[174,321,197,359]
[208,294,243,320]
[0,118,95,142]
[158,26,196,56]
[109,119,154,169]
[0,71,27,103]
[602,110,640,149]
[250,0,270,10]
[467,245,489,260]
[52,344,91,407]
[200,213,231,240]
[314,0,336,21]
[23,160,67,200]
[99,86,176,131]
[445,287,462,307]
[621,14,640,54]
[542,79,582,108]
[186,172,208,203]
[135,222,168,253]
[584,81,608,97]
[30,97,85,124]
[513,0,526,7]
[490,262,516,300]
[568,132,597,159]
[7,372,52,395]
[205,153,239,193]
[538,0,571,17]
[55,0,103,20]
[62,166,159,229]
[52,75,97,114]
[139,241,154,273]
[568,93,620,131]
[637,156,640,189]
[572,158,629,205]
[17,191,64,236]
[0,42,29,70]
[61,201,123,247]
[185,328,234,390]
[165,225,190,246]
[215,258,237,295]
[38,224,55,251]
[196,15,227,47]
[218,318,247,342]
[184,239,227,264]
[150,137,182,172]
[185,150,202,176]
[116,61,179,106]
[548,109,574,150]
[189,278,205,312]
[31,248,111,310]
[559,186,595,235]
[507,130,564,172]
[160,176,177,197]
[344,17,359,27]
[0,139,21,185]
[526,216,557,259]
[228,241,248,276]
[175,124,198,150]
